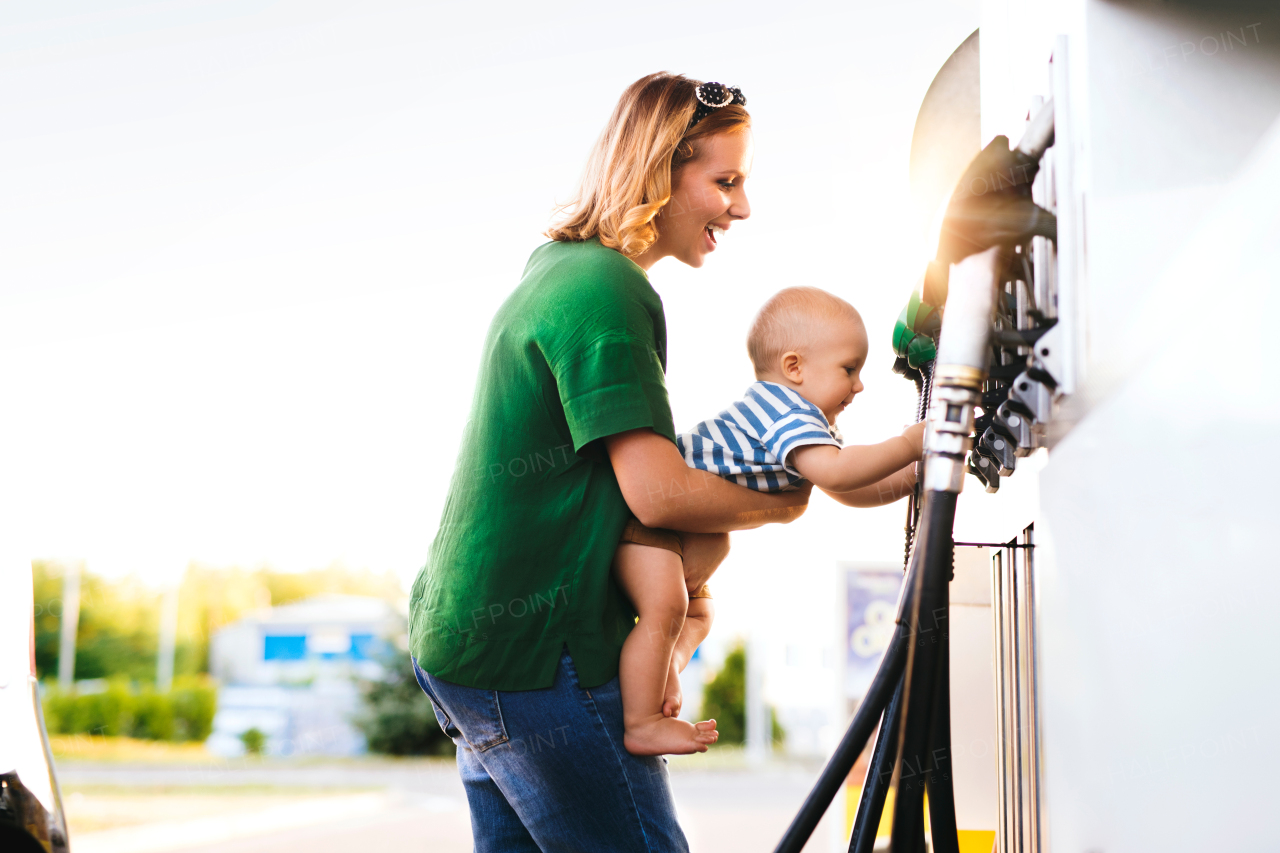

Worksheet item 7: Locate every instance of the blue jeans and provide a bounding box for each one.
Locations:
[412,648,688,853]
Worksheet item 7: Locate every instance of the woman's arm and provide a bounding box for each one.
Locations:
[821,461,918,507]
[789,422,925,493]
[604,429,811,533]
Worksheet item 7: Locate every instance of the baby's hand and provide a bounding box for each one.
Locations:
[902,421,927,456]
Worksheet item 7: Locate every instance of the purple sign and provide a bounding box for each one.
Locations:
[843,564,904,699]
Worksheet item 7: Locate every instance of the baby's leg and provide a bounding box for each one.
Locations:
[664,596,715,718]
[614,542,719,756]
[679,531,730,594]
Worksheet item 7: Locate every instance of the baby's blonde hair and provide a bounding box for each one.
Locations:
[747,287,862,377]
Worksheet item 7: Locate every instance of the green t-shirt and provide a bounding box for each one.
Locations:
[408,238,676,691]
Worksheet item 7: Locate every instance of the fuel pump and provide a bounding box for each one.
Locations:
[773,100,1057,853]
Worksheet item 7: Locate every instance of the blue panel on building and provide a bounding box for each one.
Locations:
[350,634,382,661]
[263,635,307,661]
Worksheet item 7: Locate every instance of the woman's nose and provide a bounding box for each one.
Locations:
[730,188,751,221]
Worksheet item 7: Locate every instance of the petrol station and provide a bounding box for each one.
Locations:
[4,2,1280,852]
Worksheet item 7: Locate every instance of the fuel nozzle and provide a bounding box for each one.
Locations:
[914,100,1057,497]
[968,450,1001,493]
[892,285,943,370]
[936,107,1057,267]
[1008,368,1056,427]
[979,426,1017,475]
[993,401,1035,456]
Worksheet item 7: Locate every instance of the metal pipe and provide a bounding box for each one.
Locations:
[1008,540,1029,845]
[903,361,934,570]
[991,549,1010,853]
[1006,543,1024,851]
[933,247,1001,380]
[992,529,1044,853]
[924,247,1000,495]
[1016,529,1042,853]
[1016,99,1055,161]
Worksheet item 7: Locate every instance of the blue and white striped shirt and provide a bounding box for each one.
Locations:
[675,381,844,492]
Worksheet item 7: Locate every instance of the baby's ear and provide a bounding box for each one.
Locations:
[779,351,803,381]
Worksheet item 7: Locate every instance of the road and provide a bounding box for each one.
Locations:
[60,756,843,853]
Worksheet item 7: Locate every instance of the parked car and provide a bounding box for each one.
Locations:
[0,554,70,852]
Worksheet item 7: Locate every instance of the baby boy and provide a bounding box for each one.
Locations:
[614,286,926,756]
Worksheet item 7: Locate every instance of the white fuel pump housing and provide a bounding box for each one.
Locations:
[970,2,1280,851]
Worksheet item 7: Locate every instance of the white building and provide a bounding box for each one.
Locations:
[207,594,405,757]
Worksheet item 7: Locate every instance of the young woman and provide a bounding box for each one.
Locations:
[408,72,811,853]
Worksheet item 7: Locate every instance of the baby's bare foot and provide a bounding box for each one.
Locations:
[624,717,718,756]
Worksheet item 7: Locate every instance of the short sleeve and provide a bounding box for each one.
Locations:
[764,412,842,478]
[554,334,676,454]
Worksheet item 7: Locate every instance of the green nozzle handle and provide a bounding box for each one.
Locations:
[892,288,942,369]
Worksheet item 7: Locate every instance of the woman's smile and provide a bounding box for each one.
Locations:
[704,222,726,251]
[639,131,753,270]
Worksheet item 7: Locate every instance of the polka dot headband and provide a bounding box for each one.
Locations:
[690,82,747,128]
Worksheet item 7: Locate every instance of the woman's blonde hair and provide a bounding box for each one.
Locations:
[547,72,751,257]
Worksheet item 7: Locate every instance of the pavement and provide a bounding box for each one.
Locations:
[59,755,842,853]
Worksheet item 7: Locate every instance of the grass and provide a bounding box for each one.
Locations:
[60,788,372,835]
[60,783,382,796]
[49,734,212,763]
[49,734,462,767]
[47,737,453,838]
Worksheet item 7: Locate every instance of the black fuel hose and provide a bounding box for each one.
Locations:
[888,490,958,853]
[848,679,905,853]
[771,586,913,853]
[925,614,960,853]
[777,361,944,853]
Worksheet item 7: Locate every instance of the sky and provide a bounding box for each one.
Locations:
[0,0,1042,687]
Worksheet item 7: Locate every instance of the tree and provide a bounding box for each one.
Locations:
[699,641,784,746]
[31,560,406,684]
[240,727,267,755]
[354,658,454,756]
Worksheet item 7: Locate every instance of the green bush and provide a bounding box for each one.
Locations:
[45,680,135,737]
[355,659,454,757]
[240,727,268,755]
[169,677,217,741]
[132,689,176,740]
[41,677,217,742]
[699,641,785,746]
